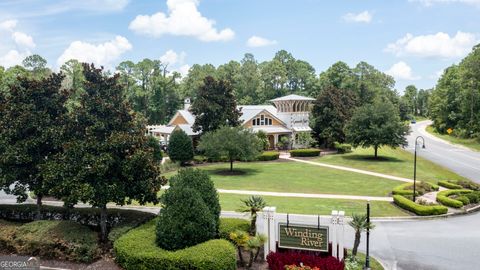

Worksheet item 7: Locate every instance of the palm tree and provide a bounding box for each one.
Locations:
[348,213,375,257]
[240,196,267,236]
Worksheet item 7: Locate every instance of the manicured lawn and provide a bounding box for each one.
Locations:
[219,194,409,217]
[165,161,401,197]
[314,147,466,182]
[348,250,384,270]
[426,125,480,152]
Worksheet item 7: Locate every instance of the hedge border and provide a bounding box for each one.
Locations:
[393,195,448,216]
[257,151,280,161]
[289,149,321,157]
[114,219,236,270]
[436,189,473,208]
[392,182,439,196]
[437,180,463,189]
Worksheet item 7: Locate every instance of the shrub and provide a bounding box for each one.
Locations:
[289,149,321,157]
[257,151,280,161]
[456,180,480,191]
[334,142,352,154]
[266,251,344,270]
[438,180,463,189]
[0,204,155,241]
[146,136,163,163]
[393,195,448,216]
[456,196,470,206]
[193,155,208,164]
[156,187,216,250]
[1,220,99,262]
[465,192,480,204]
[168,129,194,164]
[114,219,236,270]
[392,182,438,196]
[219,218,250,240]
[436,189,472,208]
[169,168,220,234]
[0,220,18,252]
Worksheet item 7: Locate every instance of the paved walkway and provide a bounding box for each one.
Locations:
[280,153,413,183]
[160,185,392,201]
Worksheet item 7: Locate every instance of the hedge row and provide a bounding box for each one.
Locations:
[289,149,321,157]
[257,151,280,161]
[333,142,352,154]
[438,180,463,189]
[114,219,236,270]
[392,182,439,196]
[0,204,155,242]
[436,189,473,208]
[218,218,250,240]
[0,220,99,262]
[393,195,448,216]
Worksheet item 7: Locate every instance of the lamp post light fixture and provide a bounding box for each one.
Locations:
[413,136,426,202]
[365,200,371,270]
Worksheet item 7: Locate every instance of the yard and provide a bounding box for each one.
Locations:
[165,161,401,197]
[314,146,467,182]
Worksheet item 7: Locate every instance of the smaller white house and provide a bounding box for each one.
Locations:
[147,94,315,149]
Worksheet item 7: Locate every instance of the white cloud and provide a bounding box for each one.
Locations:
[0,20,17,32]
[129,0,234,42]
[386,61,420,81]
[342,11,373,23]
[385,31,477,58]
[57,36,132,67]
[0,49,31,68]
[160,49,186,66]
[176,64,191,78]
[246,36,278,47]
[12,32,36,48]
[410,0,480,7]
[430,69,445,79]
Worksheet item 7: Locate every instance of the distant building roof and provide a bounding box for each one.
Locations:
[150,125,175,134]
[175,124,199,136]
[270,94,315,102]
[238,105,278,123]
[178,110,195,124]
[250,126,292,134]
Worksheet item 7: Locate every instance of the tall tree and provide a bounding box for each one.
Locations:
[345,100,410,158]
[180,64,216,99]
[168,129,194,165]
[402,85,418,117]
[191,76,242,133]
[22,54,50,79]
[43,64,162,241]
[0,73,68,218]
[237,54,262,104]
[311,86,358,147]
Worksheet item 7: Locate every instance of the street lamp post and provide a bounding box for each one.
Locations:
[365,200,371,270]
[413,136,426,202]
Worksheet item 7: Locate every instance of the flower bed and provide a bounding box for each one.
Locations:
[266,251,344,270]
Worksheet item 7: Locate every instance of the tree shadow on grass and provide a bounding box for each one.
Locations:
[207,168,261,176]
[340,154,404,163]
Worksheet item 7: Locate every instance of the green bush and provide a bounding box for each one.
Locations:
[169,168,220,233]
[289,148,321,157]
[436,189,473,208]
[146,136,163,163]
[465,192,480,204]
[334,142,352,154]
[193,155,208,164]
[257,151,280,161]
[0,220,99,262]
[0,220,18,252]
[219,218,249,240]
[168,129,194,164]
[438,180,463,189]
[392,182,438,196]
[0,204,155,241]
[115,219,236,270]
[156,187,217,251]
[393,195,448,216]
[456,180,480,191]
[456,196,470,206]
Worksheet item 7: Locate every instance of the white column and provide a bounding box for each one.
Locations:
[262,206,277,259]
[331,210,338,258]
[337,211,345,261]
[274,134,279,149]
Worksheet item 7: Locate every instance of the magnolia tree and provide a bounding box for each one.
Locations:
[43,64,163,241]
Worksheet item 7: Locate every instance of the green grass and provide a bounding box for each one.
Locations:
[314,147,466,182]
[426,125,480,152]
[219,194,409,217]
[164,161,401,197]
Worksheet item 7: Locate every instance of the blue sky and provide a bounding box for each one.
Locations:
[1,0,479,92]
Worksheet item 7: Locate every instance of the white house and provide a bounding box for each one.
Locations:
[147,94,315,149]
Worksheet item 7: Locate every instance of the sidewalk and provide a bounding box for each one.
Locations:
[280,153,413,183]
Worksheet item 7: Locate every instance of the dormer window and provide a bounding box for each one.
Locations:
[252,114,273,126]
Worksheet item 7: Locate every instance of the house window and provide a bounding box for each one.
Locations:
[254,114,274,126]
[268,118,272,125]
[252,119,256,126]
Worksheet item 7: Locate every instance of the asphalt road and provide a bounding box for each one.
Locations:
[405,120,480,183]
